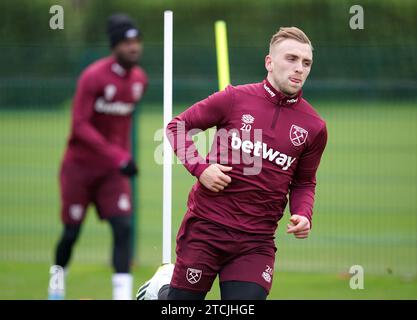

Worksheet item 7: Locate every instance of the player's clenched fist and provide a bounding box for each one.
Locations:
[287,214,311,239]
[199,164,232,192]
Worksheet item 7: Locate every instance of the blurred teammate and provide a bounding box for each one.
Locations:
[48,14,148,300]
[137,27,327,300]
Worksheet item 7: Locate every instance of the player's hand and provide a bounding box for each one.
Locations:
[199,164,232,192]
[287,215,311,239]
[120,159,138,177]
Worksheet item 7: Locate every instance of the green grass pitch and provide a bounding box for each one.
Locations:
[0,101,416,299]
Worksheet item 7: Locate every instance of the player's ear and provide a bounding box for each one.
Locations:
[265,55,273,72]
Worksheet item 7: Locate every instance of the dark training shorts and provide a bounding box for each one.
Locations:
[59,160,132,225]
[170,210,277,294]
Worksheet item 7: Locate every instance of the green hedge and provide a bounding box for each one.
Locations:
[1,0,416,107]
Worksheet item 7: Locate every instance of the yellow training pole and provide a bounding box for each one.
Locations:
[214,20,231,91]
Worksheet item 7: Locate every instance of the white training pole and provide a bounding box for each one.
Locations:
[162,10,173,264]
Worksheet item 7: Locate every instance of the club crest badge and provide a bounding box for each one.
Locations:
[104,84,117,101]
[290,125,308,146]
[118,194,131,211]
[186,268,202,284]
[132,82,143,101]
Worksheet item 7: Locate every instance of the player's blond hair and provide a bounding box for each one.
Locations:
[269,27,313,52]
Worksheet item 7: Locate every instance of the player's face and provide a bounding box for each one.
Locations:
[265,39,313,96]
[113,37,143,69]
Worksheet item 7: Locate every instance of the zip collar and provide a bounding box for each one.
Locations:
[262,78,302,106]
[110,56,134,78]
[111,61,127,77]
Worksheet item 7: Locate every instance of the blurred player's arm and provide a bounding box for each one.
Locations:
[166,86,233,191]
[71,71,131,169]
[288,124,328,236]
